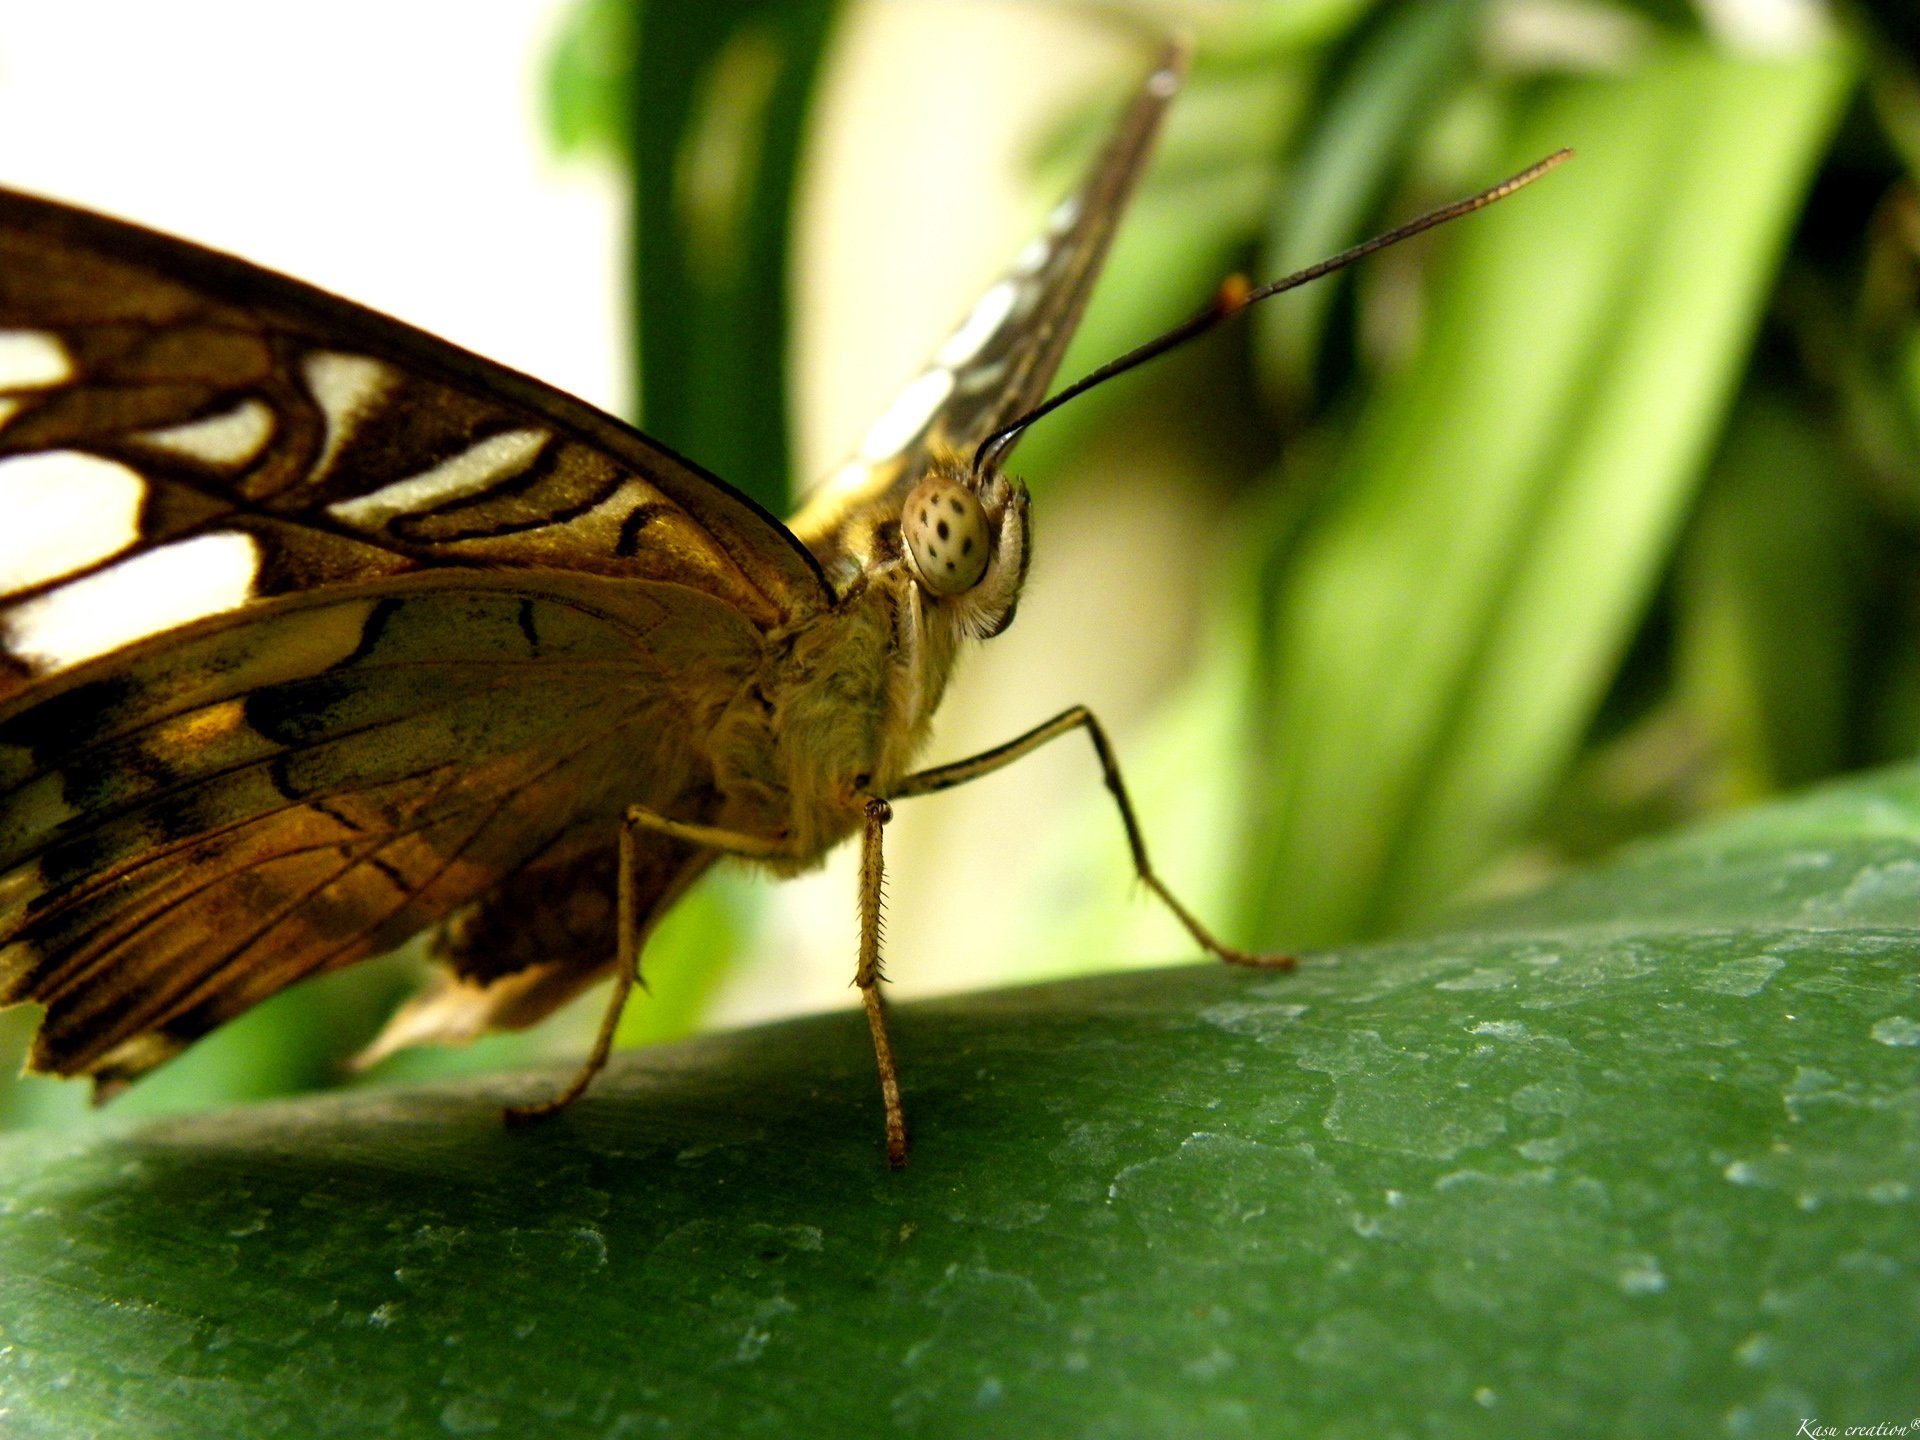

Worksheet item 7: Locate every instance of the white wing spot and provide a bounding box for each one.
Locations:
[327,428,551,527]
[4,530,259,674]
[859,369,955,462]
[1047,195,1081,234]
[134,397,276,467]
[1148,65,1179,98]
[0,451,145,594]
[302,351,396,479]
[951,355,1010,396]
[1011,236,1051,276]
[0,330,71,390]
[936,279,1019,368]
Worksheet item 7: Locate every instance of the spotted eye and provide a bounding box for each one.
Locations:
[901,476,990,596]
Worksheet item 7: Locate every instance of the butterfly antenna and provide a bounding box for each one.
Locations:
[972,148,1573,476]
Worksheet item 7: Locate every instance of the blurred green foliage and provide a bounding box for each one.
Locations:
[4,0,1918,1126]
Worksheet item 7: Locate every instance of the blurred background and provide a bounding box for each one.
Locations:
[0,0,1911,1129]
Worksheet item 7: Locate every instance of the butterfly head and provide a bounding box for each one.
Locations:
[896,456,1029,640]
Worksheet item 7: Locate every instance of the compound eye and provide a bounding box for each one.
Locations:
[901,477,990,596]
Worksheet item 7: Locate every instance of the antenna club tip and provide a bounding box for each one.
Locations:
[1216,273,1253,315]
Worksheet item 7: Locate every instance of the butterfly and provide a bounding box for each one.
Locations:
[0,41,1288,1165]
[0,34,1564,1165]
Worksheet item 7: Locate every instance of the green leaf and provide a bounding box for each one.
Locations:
[628,0,839,512]
[1244,41,1857,948]
[2,764,1915,1437]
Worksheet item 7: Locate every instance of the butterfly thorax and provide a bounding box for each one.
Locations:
[714,453,1030,871]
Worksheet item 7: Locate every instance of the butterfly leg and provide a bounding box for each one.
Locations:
[856,796,909,1168]
[607,794,909,1166]
[502,816,649,1125]
[503,803,797,1126]
[891,705,1293,970]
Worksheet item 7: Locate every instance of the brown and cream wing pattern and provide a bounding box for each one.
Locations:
[0,187,809,1089]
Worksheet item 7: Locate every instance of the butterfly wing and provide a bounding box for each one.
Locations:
[788,40,1188,551]
[0,186,830,661]
[0,188,831,1089]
